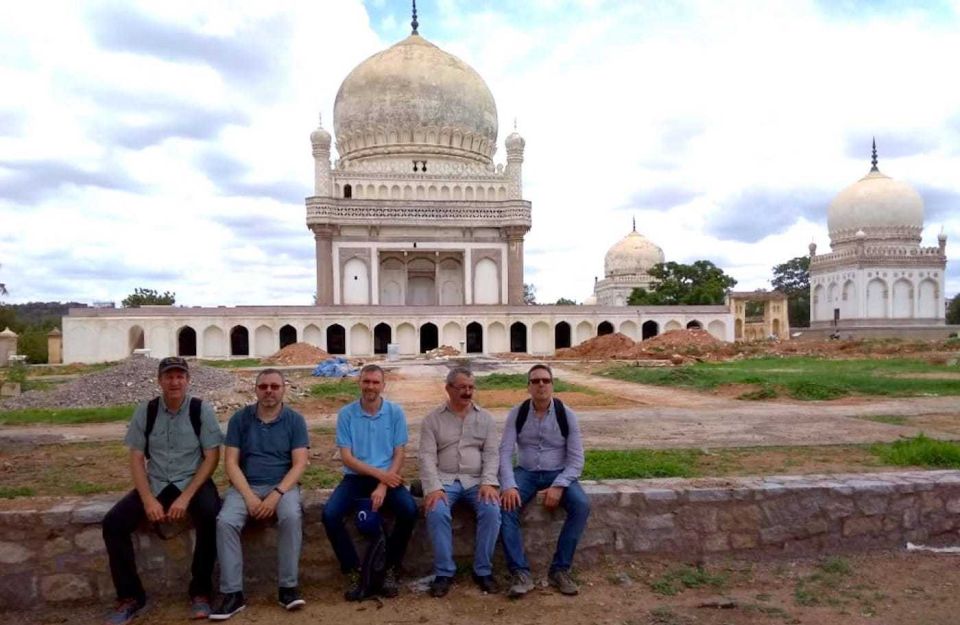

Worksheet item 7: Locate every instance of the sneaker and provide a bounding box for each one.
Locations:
[104,598,146,625]
[189,596,211,619]
[429,575,453,598]
[344,570,363,602]
[548,569,580,596]
[471,572,500,594]
[208,592,246,621]
[381,568,400,598]
[278,586,306,611]
[507,570,534,599]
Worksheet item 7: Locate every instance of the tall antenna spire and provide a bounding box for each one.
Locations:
[411,0,419,35]
[870,137,878,172]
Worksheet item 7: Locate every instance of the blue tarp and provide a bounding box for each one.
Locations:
[312,357,359,378]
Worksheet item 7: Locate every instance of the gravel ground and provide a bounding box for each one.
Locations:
[0,357,236,410]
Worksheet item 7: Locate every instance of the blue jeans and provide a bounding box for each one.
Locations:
[500,468,590,573]
[321,474,418,573]
[425,481,501,577]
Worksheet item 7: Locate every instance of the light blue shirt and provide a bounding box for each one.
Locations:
[336,398,408,474]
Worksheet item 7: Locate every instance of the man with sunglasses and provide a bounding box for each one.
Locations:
[101,357,223,625]
[420,367,501,597]
[499,364,590,598]
[210,369,309,620]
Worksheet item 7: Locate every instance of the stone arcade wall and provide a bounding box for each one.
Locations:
[3,471,960,610]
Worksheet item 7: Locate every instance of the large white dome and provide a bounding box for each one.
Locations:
[333,34,498,164]
[604,229,665,278]
[827,165,924,245]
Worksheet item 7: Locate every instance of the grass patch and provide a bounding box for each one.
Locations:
[859,414,909,426]
[584,449,698,479]
[69,481,111,495]
[0,486,35,499]
[474,372,583,393]
[871,434,960,468]
[738,383,778,400]
[649,565,726,596]
[198,358,262,368]
[602,356,960,400]
[0,404,135,425]
[300,465,342,489]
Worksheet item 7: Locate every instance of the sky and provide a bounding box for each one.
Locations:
[1,0,958,307]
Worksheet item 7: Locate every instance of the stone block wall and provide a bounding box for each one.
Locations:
[2,471,960,610]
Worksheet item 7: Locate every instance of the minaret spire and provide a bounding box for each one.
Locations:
[632,216,636,232]
[411,0,419,35]
[870,137,879,172]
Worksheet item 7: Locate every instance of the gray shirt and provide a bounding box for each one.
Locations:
[124,395,223,496]
[498,398,585,491]
[419,402,499,494]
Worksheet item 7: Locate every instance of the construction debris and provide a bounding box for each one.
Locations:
[264,342,330,366]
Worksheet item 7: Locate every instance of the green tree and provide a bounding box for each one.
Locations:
[523,283,536,305]
[555,297,577,305]
[0,262,8,297]
[771,256,810,327]
[122,288,176,308]
[628,260,737,305]
[947,293,960,325]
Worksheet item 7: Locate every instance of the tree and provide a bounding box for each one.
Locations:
[555,297,577,305]
[0,262,7,297]
[523,283,536,305]
[628,260,737,305]
[771,256,810,327]
[122,288,176,308]
[947,293,960,325]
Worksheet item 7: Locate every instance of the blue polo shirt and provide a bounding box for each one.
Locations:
[336,398,408,474]
[224,404,309,486]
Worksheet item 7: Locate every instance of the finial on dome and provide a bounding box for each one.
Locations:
[513,117,518,132]
[632,216,636,232]
[411,0,419,34]
[318,113,323,128]
[870,137,878,172]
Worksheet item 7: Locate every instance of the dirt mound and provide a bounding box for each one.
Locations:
[264,342,329,366]
[555,332,645,359]
[425,345,461,359]
[642,329,723,350]
[0,356,237,410]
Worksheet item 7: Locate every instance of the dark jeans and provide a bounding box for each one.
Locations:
[321,474,418,573]
[102,480,221,602]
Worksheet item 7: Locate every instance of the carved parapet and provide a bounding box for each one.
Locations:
[305,198,531,229]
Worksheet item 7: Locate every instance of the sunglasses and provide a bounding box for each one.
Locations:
[528,378,553,385]
[257,383,283,391]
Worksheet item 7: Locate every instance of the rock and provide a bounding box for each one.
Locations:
[0,540,33,564]
[40,574,92,601]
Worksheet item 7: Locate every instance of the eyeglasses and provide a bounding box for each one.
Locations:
[257,383,283,391]
[528,378,553,385]
[450,384,475,392]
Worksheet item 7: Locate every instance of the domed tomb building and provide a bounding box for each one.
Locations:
[593,221,665,306]
[809,143,948,328]
[307,25,530,308]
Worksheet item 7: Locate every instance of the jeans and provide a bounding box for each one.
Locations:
[102,480,221,602]
[425,480,501,578]
[500,468,590,573]
[321,474,418,572]
[216,485,303,593]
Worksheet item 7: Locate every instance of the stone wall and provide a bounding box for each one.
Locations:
[3,471,959,610]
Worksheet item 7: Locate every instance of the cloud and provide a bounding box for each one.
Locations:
[916,185,960,222]
[0,160,142,203]
[0,111,24,137]
[845,131,940,162]
[87,5,290,87]
[197,151,306,203]
[708,188,832,243]
[619,185,700,211]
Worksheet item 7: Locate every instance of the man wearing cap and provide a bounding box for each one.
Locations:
[499,363,589,598]
[420,366,501,598]
[210,369,309,620]
[322,364,417,600]
[101,357,223,625]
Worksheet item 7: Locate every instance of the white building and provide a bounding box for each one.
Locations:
[591,220,665,306]
[809,143,948,329]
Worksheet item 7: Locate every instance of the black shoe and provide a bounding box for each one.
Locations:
[344,570,363,602]
[278,586,306,611]
[429,575,453,598]
[208,592,245,621]
[381,568,399,599]
[472,573,500,594]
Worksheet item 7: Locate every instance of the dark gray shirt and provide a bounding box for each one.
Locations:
[498,398,585,491]
[124,395,223,496]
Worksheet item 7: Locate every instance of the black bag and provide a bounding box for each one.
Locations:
[353,530,387,600]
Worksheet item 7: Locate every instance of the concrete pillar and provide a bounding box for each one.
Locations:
[47,328,62,364]
[313,226,335,305]
[0,327,17,366]
[505,226,527,305]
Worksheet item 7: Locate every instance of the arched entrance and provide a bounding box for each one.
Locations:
[230,325,249,356]
[597,321,614,336]
[374,323,392,355]
[279,325,297,349]
[420,323,438,353]
[686,320,702,330]
[554,321,571,349]
[510,322,527,353]
[326,324,345,355]
[128,326,145,354]
[177,326,197,357]
[466,322,483,353]
[641,320,658,340]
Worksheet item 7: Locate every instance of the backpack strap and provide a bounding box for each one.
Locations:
[515,398,569,438]
[144,397,204,460]
[144,397,160,460]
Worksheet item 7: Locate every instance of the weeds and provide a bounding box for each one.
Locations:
[649,565,726,596]
[199,358,263,368]
[475,372,580,392]
[871,434,960,468]
[584,449,698,479]
[0,486,35,499]
[0,405,135,425]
